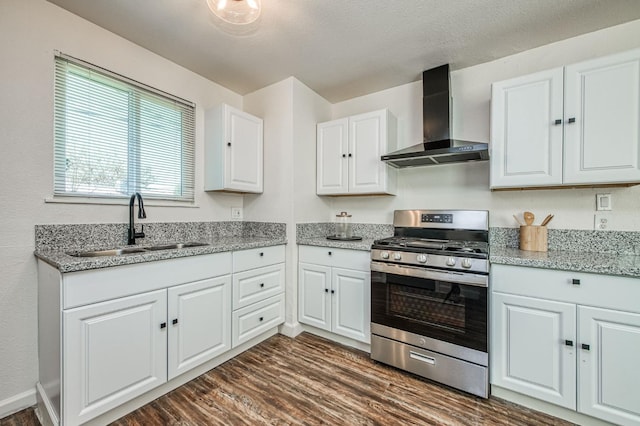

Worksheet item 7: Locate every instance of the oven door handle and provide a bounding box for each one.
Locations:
[370,261,488,288]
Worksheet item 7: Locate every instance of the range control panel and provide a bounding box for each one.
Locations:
[421,213,453,223]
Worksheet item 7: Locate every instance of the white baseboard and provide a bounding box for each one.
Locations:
[0,388,36,420]
[36,383,57,426]
[279,321,304,337]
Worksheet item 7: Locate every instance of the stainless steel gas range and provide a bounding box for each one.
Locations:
[370,209,489,398]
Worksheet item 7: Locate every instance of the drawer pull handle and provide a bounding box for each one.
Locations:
[572,278,581,285]
[554,119,562,125]
[568,117,576,124]
[581,343,590,351]
[260,283,265,288]
[259,317,264,322]
[160,322,167,329]
[565,340,573,347]
[172,318,178,325]
[409,351,436,365]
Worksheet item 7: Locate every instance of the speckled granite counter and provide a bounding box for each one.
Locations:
[490,227,640,278]
[296,222,392,252]
[35,221,286,273]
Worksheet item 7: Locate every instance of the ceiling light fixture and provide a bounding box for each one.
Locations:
[206,0,261,26]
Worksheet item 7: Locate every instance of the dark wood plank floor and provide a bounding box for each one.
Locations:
[110,333,572,426]
[0,333,573,425]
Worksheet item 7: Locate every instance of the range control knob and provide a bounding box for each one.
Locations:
[380,251,390,260]
[446,257,456,267]
[393,252,402,261]
[461,258,472,269]
[416,254,428,263]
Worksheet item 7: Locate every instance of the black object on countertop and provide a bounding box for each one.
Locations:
[326,236,363,241]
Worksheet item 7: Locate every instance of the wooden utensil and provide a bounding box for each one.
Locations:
[524,211,535,226]
[541,214,554,227]
[513,214,524,226]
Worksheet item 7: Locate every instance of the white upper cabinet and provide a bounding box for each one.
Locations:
[205,104,263,193]
[490,68,564,187]
[317,109,397,195]
[491,48,640,189]
[564,50,640,184]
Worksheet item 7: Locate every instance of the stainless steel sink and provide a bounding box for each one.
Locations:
[143,242,210,251]
[68,242,210,257]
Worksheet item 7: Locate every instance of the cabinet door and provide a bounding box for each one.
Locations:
[331,267,370,343]
[491,292,576,409]
[167,276,231,380]
[349,110,393,194]
[317,118,349,195]
[490,68,564,188]
[225,105,263,193]
[298,262,331,331]
[579,306,640,426]
[63,290,167,425]
[564,49,640,184]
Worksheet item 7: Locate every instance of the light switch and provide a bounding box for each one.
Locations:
[596,193,612,211]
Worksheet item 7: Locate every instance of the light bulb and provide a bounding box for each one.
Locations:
[206,0,261,26]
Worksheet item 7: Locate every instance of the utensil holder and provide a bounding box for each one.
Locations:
[519,225,548,252]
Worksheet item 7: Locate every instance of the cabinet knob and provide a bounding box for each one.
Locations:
[568,117,576,124]
[172,318,178,325]
[581,343,590,351]
[564,340,573,347]
[572,278,581,285]
[227,142,231,147]
[260,283,265,288]
[259,317,264,322]
[259,252,264,257]
[348,153,352,157]
[554,119,562,125]
[325,288,329,293]
[331,289,335,294]
[160,322,167,329]
[328,251,332,256]
[342,154,346,158]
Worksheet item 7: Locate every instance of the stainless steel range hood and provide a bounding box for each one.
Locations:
[382,65,489,168]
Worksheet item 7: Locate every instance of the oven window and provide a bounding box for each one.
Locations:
[372,271,487,353]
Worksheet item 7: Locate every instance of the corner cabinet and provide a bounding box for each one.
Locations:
[491,48,640,189]
[205,104,263,193]
[298,246,371,343]
[317,109,397,196]
[491,264,640,426]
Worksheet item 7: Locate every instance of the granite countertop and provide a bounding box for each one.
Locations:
[296,236,376,252]
[490,246,640,278]
[36,236,287,273]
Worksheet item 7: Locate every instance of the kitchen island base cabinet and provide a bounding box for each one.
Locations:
[491,264,640,426]
[298,246,370,344]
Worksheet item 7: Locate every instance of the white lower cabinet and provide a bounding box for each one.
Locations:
[167,276,231,380]
[298,246,370,343]
[492,264,640,426]
[231,246,286,348]
[63,290,168,426]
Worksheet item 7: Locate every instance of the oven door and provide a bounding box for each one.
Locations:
[371,261,488,354]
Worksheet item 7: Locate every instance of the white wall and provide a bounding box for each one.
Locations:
[0,0,245,413]
[329,19,640,230]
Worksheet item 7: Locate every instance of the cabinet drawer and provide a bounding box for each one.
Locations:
[298,245,369,270]
[233,245,285,272]
[232,263,284,310]
[491,264,640,313]
[232,293,284,348]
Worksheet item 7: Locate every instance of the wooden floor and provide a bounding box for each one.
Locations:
[3,333,573,426]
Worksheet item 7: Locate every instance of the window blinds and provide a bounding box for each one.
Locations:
[53,53,195,202]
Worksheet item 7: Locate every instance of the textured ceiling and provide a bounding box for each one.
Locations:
[46,0,640,102]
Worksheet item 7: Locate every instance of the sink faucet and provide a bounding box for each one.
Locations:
[128,192,146,245]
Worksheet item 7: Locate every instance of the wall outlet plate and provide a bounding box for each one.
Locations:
[594,213,611,231]
[231,207,243,220]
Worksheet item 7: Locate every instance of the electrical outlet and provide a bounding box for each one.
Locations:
[231,207,243,220]
[594,213,611,231]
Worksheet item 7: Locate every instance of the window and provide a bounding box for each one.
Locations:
[54,54,195,202]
